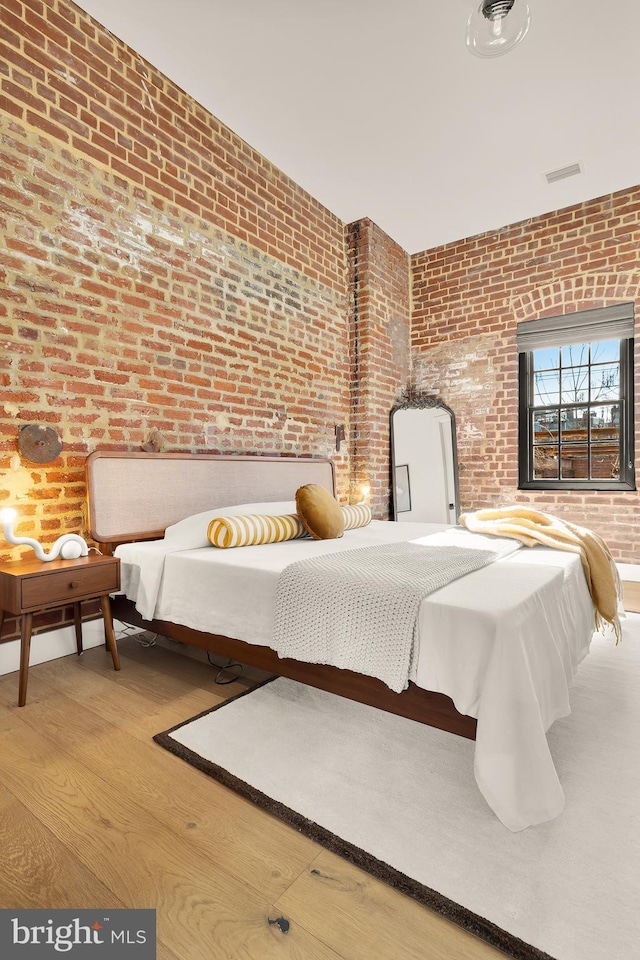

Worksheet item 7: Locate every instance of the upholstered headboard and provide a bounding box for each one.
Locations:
[85,451,336,545]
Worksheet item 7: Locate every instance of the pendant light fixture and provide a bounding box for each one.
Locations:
[466,0,531,58]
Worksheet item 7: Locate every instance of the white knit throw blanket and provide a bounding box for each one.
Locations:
[272,542,496,693]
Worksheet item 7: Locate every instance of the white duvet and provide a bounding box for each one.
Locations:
[115,514,596,831]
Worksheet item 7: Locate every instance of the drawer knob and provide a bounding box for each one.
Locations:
[70,580,80,588]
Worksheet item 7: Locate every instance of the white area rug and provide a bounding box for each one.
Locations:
[154,619,640,960]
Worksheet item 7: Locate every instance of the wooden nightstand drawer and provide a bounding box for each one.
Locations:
[0,554,121,615]
[21,562,119,609]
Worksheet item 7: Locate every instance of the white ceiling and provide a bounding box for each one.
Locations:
[74,0,640,254]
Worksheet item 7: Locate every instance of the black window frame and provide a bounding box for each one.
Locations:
[518,304,636,492]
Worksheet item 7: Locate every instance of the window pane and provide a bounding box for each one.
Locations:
[561,366,588,403]
[561,343,589,366]
[560,406,589,434]
[590,404,620,438]
[590,443,620,480]
[590,363,620,401]
[560,443,588,479]
[591,339,619,363]
[534,370,559,406]
[533,445,558,479]
[533,347,559,371]
[533,410,558,441]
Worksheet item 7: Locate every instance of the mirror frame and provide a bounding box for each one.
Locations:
[389,396,461,522]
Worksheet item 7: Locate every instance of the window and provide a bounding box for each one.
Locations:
[517,303,635,490]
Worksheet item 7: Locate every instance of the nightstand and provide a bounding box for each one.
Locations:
[0,553,121,707]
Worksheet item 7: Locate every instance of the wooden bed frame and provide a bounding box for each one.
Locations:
[85,451,477,740]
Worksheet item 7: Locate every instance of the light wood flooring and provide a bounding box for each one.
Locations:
[0,634,508,960]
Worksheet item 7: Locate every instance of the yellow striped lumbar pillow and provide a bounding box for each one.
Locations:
[341,503,372,529]
[207,513,308,548]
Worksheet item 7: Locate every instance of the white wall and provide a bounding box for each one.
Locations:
[0,617,107,677]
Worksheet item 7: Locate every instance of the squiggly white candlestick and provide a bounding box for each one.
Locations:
[0,508,88,561]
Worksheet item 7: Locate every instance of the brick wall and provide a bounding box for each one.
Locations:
[347,219,411,518]
[0,0,353,640]
[411,187,640,563]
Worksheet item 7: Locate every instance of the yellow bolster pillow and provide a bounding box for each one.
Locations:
[207,513,308,548]
[341,503,372,530]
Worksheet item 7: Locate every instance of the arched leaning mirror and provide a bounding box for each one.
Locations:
[390,397,460,524]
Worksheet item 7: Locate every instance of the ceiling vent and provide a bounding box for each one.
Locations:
[545,162,583,184]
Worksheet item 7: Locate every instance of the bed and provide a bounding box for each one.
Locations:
[85,451,597,831]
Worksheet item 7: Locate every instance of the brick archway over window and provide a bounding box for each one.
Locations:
[511,273,640,324]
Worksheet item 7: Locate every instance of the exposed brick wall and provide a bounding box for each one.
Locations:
[0,0,353,641]
[347,219,411,518]
[0,0,345,287]
[411,188,640,563]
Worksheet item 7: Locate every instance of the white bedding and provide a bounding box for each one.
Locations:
[115,519,596,831]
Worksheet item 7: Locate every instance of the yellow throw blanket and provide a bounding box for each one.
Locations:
[459,506,622,642]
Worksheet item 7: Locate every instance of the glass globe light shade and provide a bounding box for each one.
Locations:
[466,0,531,59]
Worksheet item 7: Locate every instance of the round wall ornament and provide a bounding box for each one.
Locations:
[17,424,63,464]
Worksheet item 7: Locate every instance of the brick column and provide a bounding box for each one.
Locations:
[346,219,411,517]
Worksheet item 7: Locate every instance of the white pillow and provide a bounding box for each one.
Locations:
[163,502,297,549]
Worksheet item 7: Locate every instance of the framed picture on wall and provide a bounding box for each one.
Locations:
[394,464,411,513]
